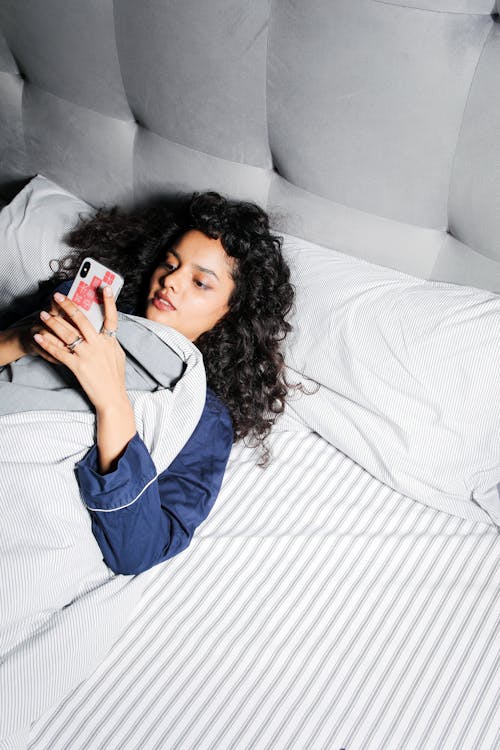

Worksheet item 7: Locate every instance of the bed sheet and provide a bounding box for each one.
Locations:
[27,427,499,750]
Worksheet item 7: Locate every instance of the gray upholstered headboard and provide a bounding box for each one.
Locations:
[1,0,499,292]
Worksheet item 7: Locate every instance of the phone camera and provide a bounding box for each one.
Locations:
[81,262,90,278]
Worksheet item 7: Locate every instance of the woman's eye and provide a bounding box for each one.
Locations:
[160,262,176,272]
[194,279,209,290]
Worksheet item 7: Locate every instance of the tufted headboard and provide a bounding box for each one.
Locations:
[1,0,499,292]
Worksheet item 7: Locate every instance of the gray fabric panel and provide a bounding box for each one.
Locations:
[134,129,271,207]
[23,85,135,207]
[115,0,272,168]
[0,27,16,73]
[267,0,491,227]
[373,0,496,11]
[268,176,443,280]
[0,0,132,120]
[0,1,499,292]
[432,235,500,292]
[268,177,500,292]
[0,73,27,194]
[448,24,500,264]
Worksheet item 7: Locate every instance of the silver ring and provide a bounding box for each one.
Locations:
[67,336,84,351]
[102,328,117,338]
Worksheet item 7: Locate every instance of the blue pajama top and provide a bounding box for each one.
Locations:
[76,391,232,575]
[54,280,233,576]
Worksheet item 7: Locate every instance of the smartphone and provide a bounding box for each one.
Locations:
[67,257,124,332]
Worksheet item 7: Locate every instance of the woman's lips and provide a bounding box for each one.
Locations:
[153,294,176,311]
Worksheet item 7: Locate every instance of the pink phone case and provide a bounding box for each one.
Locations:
[67,257,124,331]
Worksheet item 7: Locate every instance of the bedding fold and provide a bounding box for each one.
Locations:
[0,314,206,742]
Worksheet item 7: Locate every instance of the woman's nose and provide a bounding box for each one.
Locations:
[162,269,180,292]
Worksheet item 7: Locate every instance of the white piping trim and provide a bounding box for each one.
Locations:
[86,473,159,513]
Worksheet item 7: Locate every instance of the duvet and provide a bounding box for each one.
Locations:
[0,314,206,743]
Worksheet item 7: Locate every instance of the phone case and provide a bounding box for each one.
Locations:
[67,257,124,331]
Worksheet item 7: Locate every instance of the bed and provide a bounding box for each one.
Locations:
[0,2,499,749]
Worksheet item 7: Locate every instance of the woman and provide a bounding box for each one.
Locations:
[0,192,294,574]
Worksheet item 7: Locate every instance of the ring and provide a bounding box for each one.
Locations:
[67,336,84,351]
[102,328,117,338]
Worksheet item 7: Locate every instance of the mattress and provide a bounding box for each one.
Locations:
[27,426,499,750]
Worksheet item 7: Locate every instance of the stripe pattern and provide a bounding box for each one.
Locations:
[28,429,500,750]
[0,317,206,745]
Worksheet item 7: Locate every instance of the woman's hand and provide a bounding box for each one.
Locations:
[33,289,127,413]
[34,289,137,473]
[0,300,61,366]
[20,299,63,363]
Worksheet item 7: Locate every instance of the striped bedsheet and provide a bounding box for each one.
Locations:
[28,425,499,750]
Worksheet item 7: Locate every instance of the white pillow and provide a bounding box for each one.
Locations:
[0,174,91,309]
[282,233,500,527]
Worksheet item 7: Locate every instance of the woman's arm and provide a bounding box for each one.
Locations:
[33,290,136,473]
[95,397,137,474]
[76,392,233,575]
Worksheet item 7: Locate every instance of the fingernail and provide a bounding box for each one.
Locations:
[54,292,65,302]
[34,333,44,344]
[104,286,113,297]
[40,310,50,320]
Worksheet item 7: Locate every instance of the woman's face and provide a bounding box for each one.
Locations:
[145,229,236,341]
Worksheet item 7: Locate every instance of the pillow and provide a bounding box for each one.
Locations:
[282,233,500,527]
[0,174,91,310]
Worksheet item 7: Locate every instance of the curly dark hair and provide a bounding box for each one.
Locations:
[52,192,295,463]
